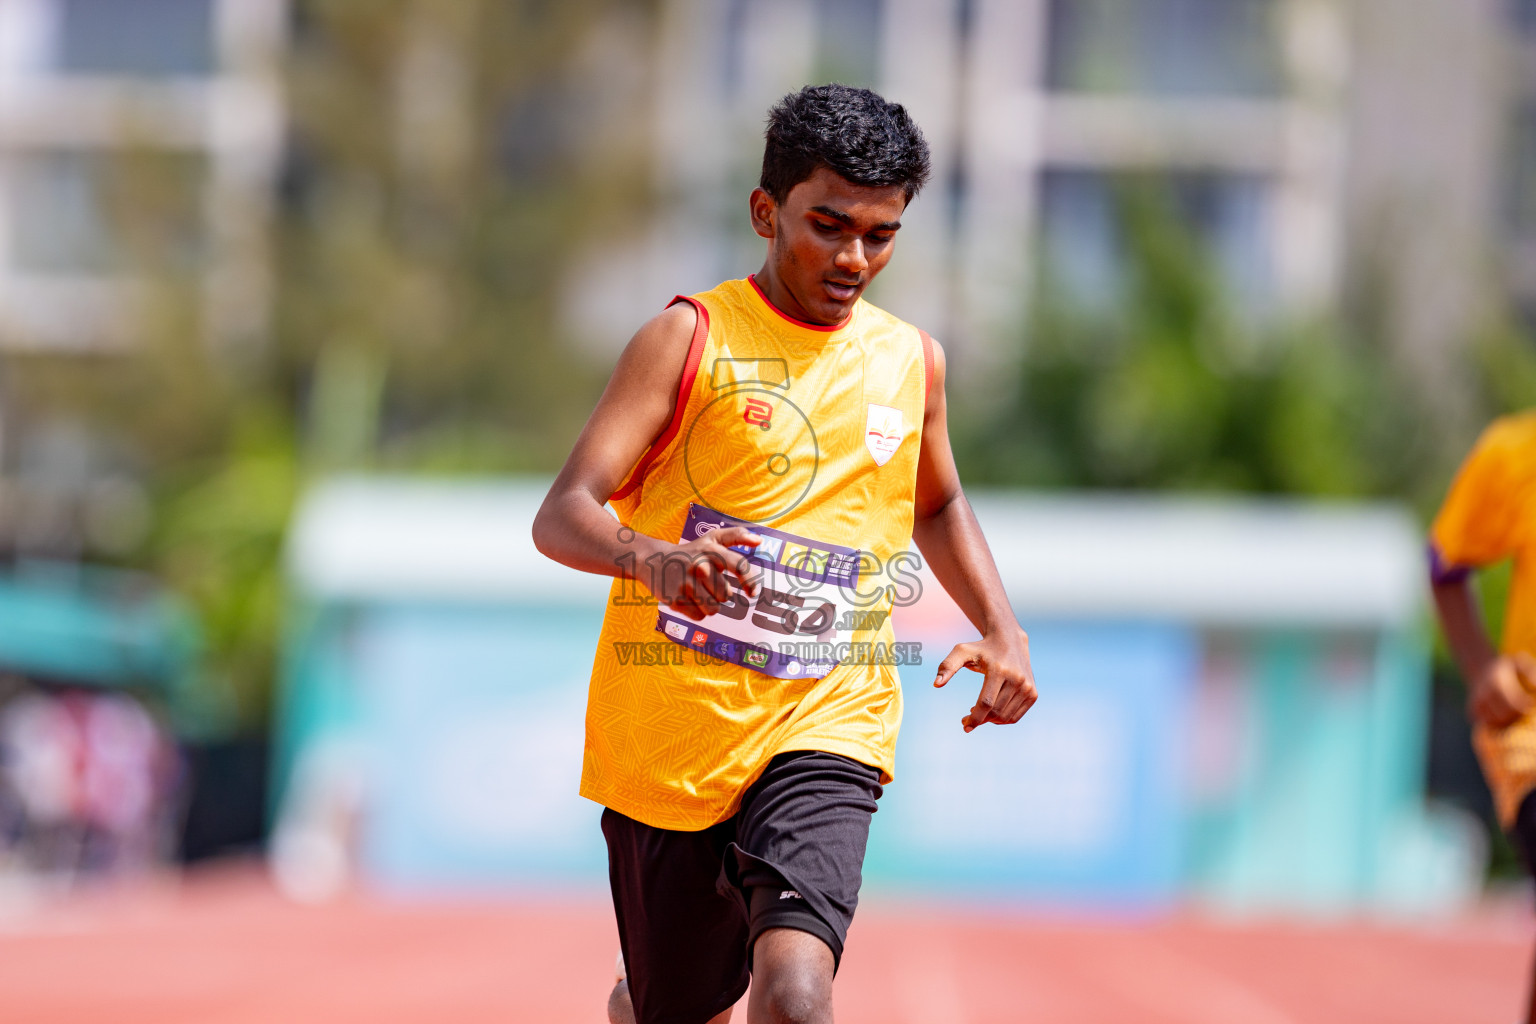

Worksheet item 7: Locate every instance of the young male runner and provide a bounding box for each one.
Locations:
[1430,411,1536,1024]
[534,84,1037,1024]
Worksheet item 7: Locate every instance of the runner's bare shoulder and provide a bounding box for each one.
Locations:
[609,301,698,416]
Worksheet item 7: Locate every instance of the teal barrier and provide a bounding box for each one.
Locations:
[274,481,1476,913]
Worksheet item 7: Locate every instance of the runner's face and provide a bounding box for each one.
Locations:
[751,166,907,325]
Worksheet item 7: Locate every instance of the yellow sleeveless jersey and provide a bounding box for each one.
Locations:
[1431,411,1536,826]
[581,276,933,830]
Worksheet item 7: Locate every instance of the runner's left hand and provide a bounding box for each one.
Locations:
[932,627,1037,732]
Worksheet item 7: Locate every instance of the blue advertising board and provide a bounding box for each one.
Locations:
[347,602,1193,903]
[280,482,1453,914]
[866,622,1196,906]
[355,603,608,890]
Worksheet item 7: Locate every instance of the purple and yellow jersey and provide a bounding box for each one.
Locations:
[581,276,933,830]
[1431,411,1536,825]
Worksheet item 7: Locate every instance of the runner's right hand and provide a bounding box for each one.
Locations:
[648,526,762,621]
[1469,654,1536,729]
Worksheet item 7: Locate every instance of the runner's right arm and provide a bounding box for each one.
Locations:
[533,303,760,620]
[1431,575,1533,728]
[1429,418,1536,727]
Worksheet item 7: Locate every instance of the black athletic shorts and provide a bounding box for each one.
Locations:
[601,749,883,1024]
[1513,789,1536,887]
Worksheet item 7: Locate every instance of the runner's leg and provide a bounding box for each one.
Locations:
[602,808,751,1024]
[746,927,834,1024]
[719,751,883,1022]
[609,981,735,1024]
[1511,791,1536,1024]
[607,981,632,1024]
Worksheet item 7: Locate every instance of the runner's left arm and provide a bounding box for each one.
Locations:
[910,337,1037,731]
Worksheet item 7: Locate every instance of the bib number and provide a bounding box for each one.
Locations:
[655,504,863,679]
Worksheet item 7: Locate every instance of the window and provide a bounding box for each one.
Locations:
[499,86,568,183]
[10,152,207,274]
[1037,170,1274,312]
[55,0,216,77]
[1519,302,1536,338]
[814,0,882,89]
[1510,103,1536,240]
[1514,0,1536,36]
[10,153,117,273]
[1045,0,1281,97]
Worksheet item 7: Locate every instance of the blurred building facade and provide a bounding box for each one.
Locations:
[0,2,1526,404]
[570,0,1535,414]
[0,0,286,352]
[0,1,1526,409]
[0,0,286,565]
[1510,0,1536,325]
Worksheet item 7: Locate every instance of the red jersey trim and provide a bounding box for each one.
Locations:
[610,296,709,503]
[747,274,850,332]
[919,329,935,405]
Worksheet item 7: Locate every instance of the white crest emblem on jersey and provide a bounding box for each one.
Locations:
[865,404,904,466]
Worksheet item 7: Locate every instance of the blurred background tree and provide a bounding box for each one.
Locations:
[955,175,1536,514]
[3,0,657,730]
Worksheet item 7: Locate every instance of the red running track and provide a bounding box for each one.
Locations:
[0,867,1528,1024]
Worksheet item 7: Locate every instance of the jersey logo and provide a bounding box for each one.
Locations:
[865,404,905,466]
[743,398,773,430]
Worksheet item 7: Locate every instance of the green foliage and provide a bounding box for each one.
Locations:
[954,176,1501,512]
[1471,316,1536,417]
[147,405,300,729]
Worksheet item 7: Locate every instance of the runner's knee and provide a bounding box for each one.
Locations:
[752,930,833,1024]
[758,972,828,1024]
[607,980,635,1024]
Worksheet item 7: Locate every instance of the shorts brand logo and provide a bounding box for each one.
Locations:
[779,890,802,900]
[743,398,773,430]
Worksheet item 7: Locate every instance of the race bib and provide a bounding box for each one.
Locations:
[655,504,866,680]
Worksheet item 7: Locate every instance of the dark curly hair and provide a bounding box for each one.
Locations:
[760,84,931,205]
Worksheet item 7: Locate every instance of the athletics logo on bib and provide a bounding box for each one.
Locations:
[865,404,904,466]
